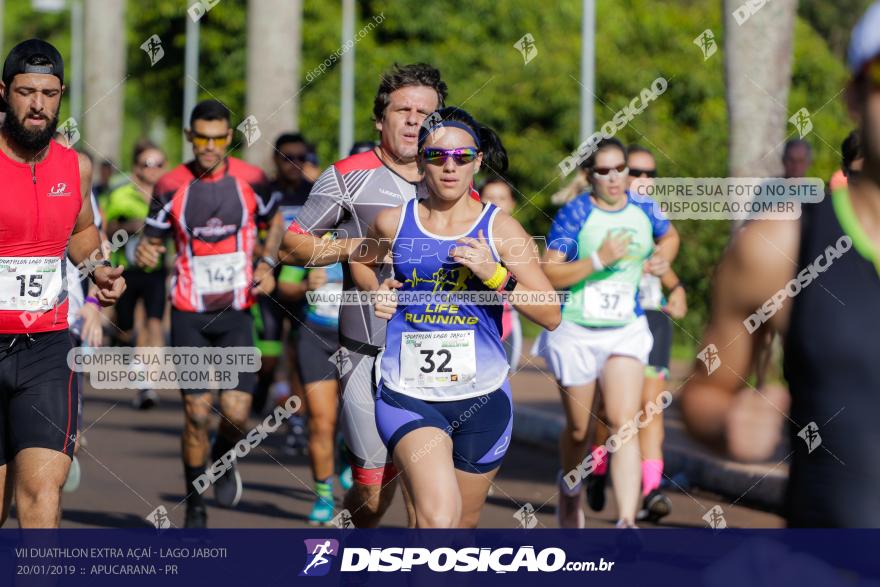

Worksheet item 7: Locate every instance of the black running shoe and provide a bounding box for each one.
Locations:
[184,504,207,528]
[213,460,243,508]
[636,489,672,522]
[283,417,308,456]
[585,473,607,512]
[134,388,159,410]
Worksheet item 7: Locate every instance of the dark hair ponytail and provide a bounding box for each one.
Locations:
[476,124,508,172]
[419,106,508,172]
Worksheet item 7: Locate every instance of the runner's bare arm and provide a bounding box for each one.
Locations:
[660,267,687,319]
[494,212,561,331]
[68,154,126,305]
[280,231,365,267]
[540,248,598,288]
[260,212,285,261]
[348,207,401,291]
[680,219,798,453]
[654,223,680,262]
[67,153,101,266]
[252,212,284,295]
[137,180,176,268]
[135,236,166,268]
[660,266,681,290]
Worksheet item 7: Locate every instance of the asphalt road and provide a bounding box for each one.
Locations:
[13,384,782,530]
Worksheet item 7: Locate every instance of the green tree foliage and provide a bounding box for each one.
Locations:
[799,0,874,59]
[1,0,856,345]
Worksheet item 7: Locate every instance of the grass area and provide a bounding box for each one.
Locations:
[520,316,544,341]
[671,340,697,362]
[520,315,701,359]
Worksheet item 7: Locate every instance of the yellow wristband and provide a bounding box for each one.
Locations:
[483,263,508,290]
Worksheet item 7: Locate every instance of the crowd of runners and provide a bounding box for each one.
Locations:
[2,0,880,531]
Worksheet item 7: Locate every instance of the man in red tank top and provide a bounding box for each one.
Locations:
[0,39,125,528]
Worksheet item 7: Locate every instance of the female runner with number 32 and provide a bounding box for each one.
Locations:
[349,107,560,528]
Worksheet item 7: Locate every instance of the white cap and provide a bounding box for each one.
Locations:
[848,1,880,74]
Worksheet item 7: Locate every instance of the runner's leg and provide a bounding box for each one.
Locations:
[639,375,665,474]
[7,331,78,528]
[209,309,257,509]
[449,385,512,529]
[216,391,252,449]
[252,297,284,415]
[304,379,338,525]
[340,350,400,527]
[393,428,460,528]
[182,392,212,503]
[209,389,252,510]
[558,382,596,484]
[297,323,342,523]
[585,397,610,512]
[13,448,70,527]
[557,381,595,528]
[0,465,11,526]
[637,310,672,520]
[456,468,499,529]
[599,355,645,525]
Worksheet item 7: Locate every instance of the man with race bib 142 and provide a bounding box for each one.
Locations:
[137,99,283,528]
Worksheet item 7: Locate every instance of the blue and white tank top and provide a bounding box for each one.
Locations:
[380,199,508,400]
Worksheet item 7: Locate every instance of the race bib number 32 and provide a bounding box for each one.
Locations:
[192,252,248,295]
[582,279,636,322]
[400,330,476,388]
[0,257,64,312]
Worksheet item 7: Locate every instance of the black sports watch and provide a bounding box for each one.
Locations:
[500,272,518,293]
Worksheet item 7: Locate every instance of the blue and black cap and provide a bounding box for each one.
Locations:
[2,38,64,87]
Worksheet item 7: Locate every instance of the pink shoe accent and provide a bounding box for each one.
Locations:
[641,459,664,496]
[591,445,608,476]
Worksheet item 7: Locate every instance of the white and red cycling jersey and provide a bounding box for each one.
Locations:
[144,158,277,313]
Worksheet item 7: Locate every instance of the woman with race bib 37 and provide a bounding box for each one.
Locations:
[535,138,678,529]
[350,107,560,528]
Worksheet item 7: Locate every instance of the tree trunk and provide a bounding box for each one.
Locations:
[725,0,797,179]
[83,0,126,170]
[244,0,303,168]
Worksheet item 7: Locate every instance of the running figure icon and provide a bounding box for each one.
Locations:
[300,539,339,577]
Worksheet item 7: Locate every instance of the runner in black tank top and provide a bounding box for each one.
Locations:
[783,192,879,525]
[680,2,880,527]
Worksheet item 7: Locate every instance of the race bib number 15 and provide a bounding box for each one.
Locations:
[0,257,64,312]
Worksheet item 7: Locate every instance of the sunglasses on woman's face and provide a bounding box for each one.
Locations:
[628,168,656,178]
[592,163,628,178]
[423,147,479,166]
[139,158,165,169]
